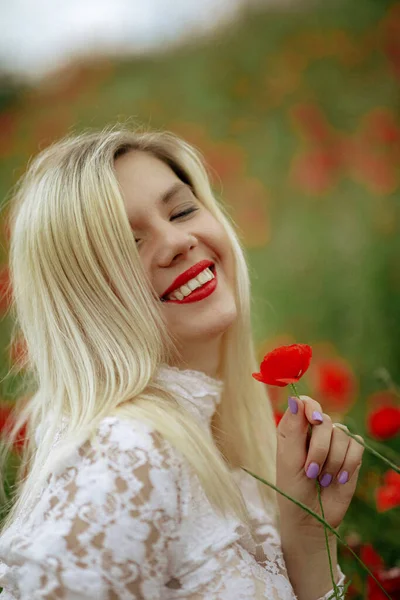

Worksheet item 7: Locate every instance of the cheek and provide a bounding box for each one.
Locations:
[208,225,235,285]
[202,215,229,252]
[223,244,236,289]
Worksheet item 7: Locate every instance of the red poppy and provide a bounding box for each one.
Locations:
[252,344,312,387]
[360,542,400,600]
[360,543,384,570]
[366,405,400,440]
[384,469,400,488]
[0,267,12,313]
[310,357,357,412]
[0,404,27,454]
[366,566,400,600]
[375,484,400,512]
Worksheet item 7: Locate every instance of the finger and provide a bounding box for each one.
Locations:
[316,424,352,487]
[298,395,325,425]
[277,396,310,474]
[303,413,334,480]
[334,432,365,486]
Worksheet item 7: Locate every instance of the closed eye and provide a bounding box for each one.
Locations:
[134,206,199,244]
[171,206,199,220]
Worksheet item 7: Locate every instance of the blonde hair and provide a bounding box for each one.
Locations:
[0,124,278,535]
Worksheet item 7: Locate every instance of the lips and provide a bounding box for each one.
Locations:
[160,259,214,299]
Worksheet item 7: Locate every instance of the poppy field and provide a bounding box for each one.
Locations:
[0,0,399,596]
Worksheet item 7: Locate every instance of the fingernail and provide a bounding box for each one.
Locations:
[312,411,324,423]
[306,462,320,478]
[338,471,349,484]
[288,397,298,414]
[320,473,332,487]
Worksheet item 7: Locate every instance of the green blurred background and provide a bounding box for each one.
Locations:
[0,0,399,596]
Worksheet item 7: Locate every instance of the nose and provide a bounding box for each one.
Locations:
[155,223,198,267]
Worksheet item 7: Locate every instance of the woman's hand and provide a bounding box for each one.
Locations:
[276,394,365,544]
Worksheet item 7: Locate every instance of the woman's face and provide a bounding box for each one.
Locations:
[114,150,238,352]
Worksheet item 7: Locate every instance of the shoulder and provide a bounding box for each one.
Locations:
[93,415,179,459]
[59,414,182,465]
[43,416,183,516]
[93,415,183,482]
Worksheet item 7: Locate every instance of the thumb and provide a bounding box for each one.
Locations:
[276,396,310,476]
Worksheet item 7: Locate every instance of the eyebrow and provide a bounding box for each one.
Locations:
[159,182,191,205]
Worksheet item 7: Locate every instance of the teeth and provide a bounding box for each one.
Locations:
[197,271,208,284]
[180,284,191,296]
[167,267,214,301]
[187,279,200,291]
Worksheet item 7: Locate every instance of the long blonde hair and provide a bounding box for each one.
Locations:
[0,124,278,535]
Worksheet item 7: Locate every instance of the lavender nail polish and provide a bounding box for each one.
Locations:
[312,411,324,423]
[306,462,320,478]
[338,471,349,484]
[320,473,332,487]
[288,397,298,414]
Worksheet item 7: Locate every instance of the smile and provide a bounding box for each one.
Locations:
[162,265,217,304]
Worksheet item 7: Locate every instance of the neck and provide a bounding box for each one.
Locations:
[172,335,223,379]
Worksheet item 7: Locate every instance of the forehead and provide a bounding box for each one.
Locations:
[115,151,192,227]
[114,150,182,213]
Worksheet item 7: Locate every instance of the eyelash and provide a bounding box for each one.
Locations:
[134,206,199,244]
[171,206,199,221]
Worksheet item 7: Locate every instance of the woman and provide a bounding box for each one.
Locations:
[0,126,364,599]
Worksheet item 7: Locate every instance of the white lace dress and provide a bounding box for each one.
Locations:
[0,365,346,599]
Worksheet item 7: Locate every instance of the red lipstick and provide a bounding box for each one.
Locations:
[166,271,217,304]
[160,259,214,299]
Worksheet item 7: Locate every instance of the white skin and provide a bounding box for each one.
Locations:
[114,150,237,378]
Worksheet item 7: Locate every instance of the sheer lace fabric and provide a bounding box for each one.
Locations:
[0,364,346,599]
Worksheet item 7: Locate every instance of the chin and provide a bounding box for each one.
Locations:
[176,303,237,342]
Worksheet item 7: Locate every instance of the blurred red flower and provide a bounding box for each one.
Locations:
[310,357,357,412]
[366,405,400,440]
[252,344,312,387]
[362,108,400,145]
[376,484,400,512]
[358,543,400,600]
[0,404,26,454]
[360,543,384,570]
[291,102,399,196]
[375,469,400,513]
[366,567,400,600]
[292,149,338,195]
[10,336,28,369]
[274,410,284,427]
[384,469,400,488]
[0,267,12,313]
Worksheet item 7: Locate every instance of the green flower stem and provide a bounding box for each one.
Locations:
[344,417,400,466]
[241,467,393,600]
[291,383,340,600]
[339,429,400,474]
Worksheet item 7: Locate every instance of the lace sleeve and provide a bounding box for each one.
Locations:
[233,468,347,600]
[0,417,181,600]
